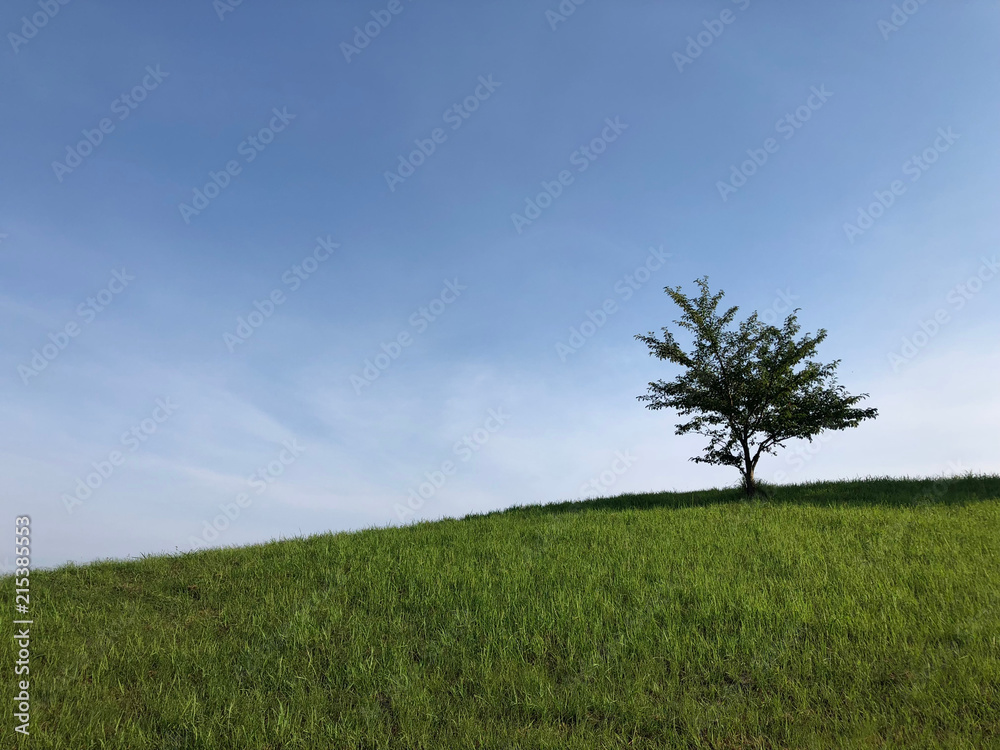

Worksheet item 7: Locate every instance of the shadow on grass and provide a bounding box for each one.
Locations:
[491,474,1000,519]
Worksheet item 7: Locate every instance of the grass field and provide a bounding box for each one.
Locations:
[5,475,1000,749]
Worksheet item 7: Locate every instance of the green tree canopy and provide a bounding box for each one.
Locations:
[635,277,878,496]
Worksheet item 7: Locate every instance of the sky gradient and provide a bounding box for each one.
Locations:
[2,0,999,569]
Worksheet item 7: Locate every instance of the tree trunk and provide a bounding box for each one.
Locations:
[741,439,756,498]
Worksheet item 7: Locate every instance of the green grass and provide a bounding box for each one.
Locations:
[6,475,1000,749]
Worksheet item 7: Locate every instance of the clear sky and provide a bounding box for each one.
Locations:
[2,0,998,569]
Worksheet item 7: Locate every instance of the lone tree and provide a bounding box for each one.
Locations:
[635,277,878,497]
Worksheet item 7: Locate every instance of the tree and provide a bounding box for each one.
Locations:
[635,277,878,497]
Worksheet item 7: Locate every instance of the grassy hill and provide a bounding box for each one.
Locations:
[6,475,1000,749]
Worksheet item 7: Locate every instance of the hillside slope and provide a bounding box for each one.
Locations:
[7,476,1000,749]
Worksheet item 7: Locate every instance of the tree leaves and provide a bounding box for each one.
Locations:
[636,277,878,496]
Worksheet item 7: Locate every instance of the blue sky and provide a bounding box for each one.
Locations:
[2,0,998,569]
